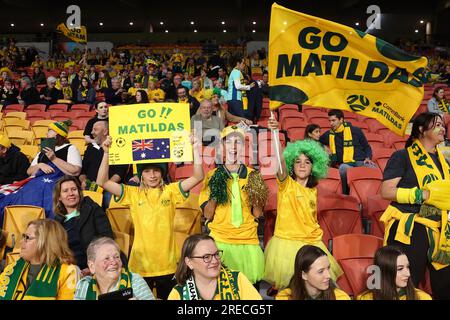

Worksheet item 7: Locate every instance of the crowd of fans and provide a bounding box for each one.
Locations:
[0,38,449,301]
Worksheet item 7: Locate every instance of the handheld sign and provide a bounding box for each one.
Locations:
[109,103,192,165]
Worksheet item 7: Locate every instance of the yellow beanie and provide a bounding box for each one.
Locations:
[0,134,11,148]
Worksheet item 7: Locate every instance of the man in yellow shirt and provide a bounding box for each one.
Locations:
[148,80,165,102]
[97,135,204,299]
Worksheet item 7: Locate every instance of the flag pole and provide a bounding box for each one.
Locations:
[270,110,283,175]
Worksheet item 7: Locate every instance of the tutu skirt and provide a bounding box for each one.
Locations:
[216,241,265,284]
[264,236,343,289]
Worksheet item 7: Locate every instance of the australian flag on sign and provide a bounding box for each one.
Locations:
[132,138,170,161]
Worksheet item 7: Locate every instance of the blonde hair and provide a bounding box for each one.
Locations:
[28,219,75,266]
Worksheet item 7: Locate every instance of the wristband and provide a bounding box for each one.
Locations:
[396,187,418,204]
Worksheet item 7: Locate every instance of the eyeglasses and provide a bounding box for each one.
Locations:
[190,250,223,263]
[22,234,36,242]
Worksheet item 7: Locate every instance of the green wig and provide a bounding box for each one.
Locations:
[212,87,222,98]
[283,139,329,180]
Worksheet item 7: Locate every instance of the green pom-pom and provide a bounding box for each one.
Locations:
[208,166,230,205]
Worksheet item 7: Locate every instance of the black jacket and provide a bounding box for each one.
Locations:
[55,196,114,268]
[0,145,30,185]
[320,123,372,165]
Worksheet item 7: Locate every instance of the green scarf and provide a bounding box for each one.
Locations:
[329,122,354,164]
[180,266,240,300]
[85,268,133,300]
[0,258,61,300]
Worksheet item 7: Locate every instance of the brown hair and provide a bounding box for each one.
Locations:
[289,245,336,300]
[365,246,418,300]
[174,234,217,286]
[53,175,84,217]
[28,219,75,266]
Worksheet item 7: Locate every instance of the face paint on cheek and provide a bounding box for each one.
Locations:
[434,127,441,134]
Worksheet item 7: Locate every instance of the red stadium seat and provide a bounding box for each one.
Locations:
[302,108,325,119]
[372,147,395,173]
[317,191,363,250]
[287,127,307,142]
[317,167,342,194]
[365,133,385,149]
[263,177,278,247]
[364,118,385,133]
[331,234,383,260]
[342,111,358,120]
[307,115,329,124]
[332,234,383,297]
[338,257,374,297]
[281,115,306,131]
[281,118,308,131]
[71,104,91,112]
[346,167,383,218]
[366,194,390,238]
[26,104,46,112]
[48,104,68,112]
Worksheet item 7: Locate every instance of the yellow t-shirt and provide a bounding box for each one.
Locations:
[190,89,206,102]
[116,182,189,277]
[127,87,144,96]
[64,61,76,69]
[167,271,262,300]
[148,89,165,102]
[357,289,432,300]
[0,262,78,300]
[199,166,259,245]
[274,176,323,242]
[276,288,351,300]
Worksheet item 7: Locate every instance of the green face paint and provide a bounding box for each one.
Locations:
[433,127,441,134]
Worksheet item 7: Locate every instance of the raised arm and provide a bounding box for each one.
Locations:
[267,117,287,181]
[96,136,122,196]
[180,134,204,192]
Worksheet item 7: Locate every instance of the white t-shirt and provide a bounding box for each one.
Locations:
[31,144,82,168]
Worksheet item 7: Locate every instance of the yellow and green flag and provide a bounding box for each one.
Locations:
[269,3,428,136]
[56,23,87,44]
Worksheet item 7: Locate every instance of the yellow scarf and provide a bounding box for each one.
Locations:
[382,139,450,269]
[240,71,248,110]
[408,139,450,267]
[329,122,354,164]
[438,100,449,114]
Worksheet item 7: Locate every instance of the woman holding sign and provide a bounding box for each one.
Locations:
[264,117,342,292]
[97,134,204,300]
[381,112,450,300]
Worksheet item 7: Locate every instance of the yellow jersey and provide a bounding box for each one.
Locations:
[274,176,323,242]
[199,166,259,245]
[276,287,351,300]
[148,89,165,102]
[115,182,189,277]
[167,271,262,300]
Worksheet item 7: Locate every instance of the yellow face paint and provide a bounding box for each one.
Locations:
[433,127,441,134]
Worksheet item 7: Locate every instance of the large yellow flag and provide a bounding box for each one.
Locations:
[56,23,87,44]
[269,3,427,136]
